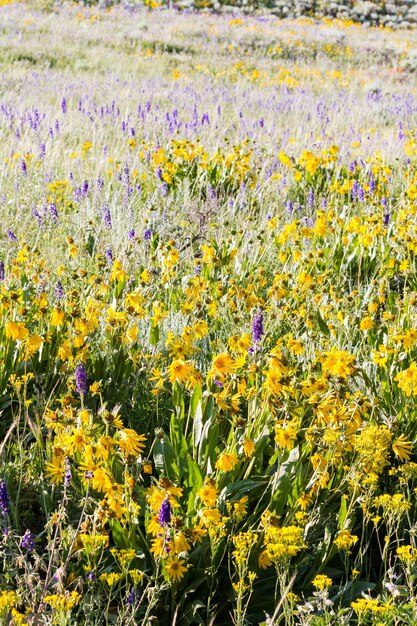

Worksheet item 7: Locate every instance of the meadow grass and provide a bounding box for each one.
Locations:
[1,3,417,625]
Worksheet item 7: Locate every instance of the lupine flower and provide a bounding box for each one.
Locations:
[64,460,71,487]
[128,229,135,240]
[21,530,35,552]
[143,228,152,240]
[7,230,17,241]
[307,189,315,209]
[0,480,9,516]
[252,311,264,344]
[127,589,138,605]
[49,203,58,223]
[0,261,4,282]
[54,281,64,301]
[105,247,113,265]
[158,496,171,526]
[20,159,27,175]
[75,363,88,396]
[102,205,112,229]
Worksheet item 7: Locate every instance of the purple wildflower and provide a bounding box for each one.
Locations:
[64,460,71,487]
[75,363,88,396]
[54,281,64,301]
[86,570,95,582]
[21,530,35,552]
[143,228,152,241]
[102,205,112,230]
[49,203,58,223]
[39,143,46,159]
[105,247,113,266]
[20,159,27,175]
[0,261,4,281]
[207,184,216,200]
[160,183,169,197]
[383,213,390,226]
[158,496,171,527]
[7,230,17,242]
[307,189,315,209]
[252,311,264,344]
[128,229,135,241]
[61,97,67,114]
[0,480,9,516]
[127,589,138,605]
[32,208,42,225]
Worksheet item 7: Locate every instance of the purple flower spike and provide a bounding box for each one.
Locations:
[105,247,113,266]
[75,363,88,396]
[21,530,35,552]
[102,205,112,230]
[252,311,264,344]
[158,496,171,527]
[0,480,9,516]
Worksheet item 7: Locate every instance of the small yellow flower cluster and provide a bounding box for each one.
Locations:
[395,362,417,396]
[351,597,391,616]
[312,574,332,590]
[373,493,411,517]
[397,545,417,564]
[44,591,81,611]
[333,529,359,553]
[259,514,306,567]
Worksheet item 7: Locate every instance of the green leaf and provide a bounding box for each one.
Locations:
[153,436,179,482]
[198,416,219,472]
[149,323,160,346]
[192,400,203,453]
[338,496,348,530]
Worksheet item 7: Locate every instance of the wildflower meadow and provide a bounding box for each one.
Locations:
[1,2,417,624]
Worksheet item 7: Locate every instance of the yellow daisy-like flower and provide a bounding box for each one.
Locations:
[167,359,195,385]
[210,353,236,379]
[215,451,239,472]
[5,321,28,341]
[117,429,146,457]
[197,479,217,507]
[165,557,187,582]
[243,437,255,458]
[321,348,356,378]
[392,434,413,462]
